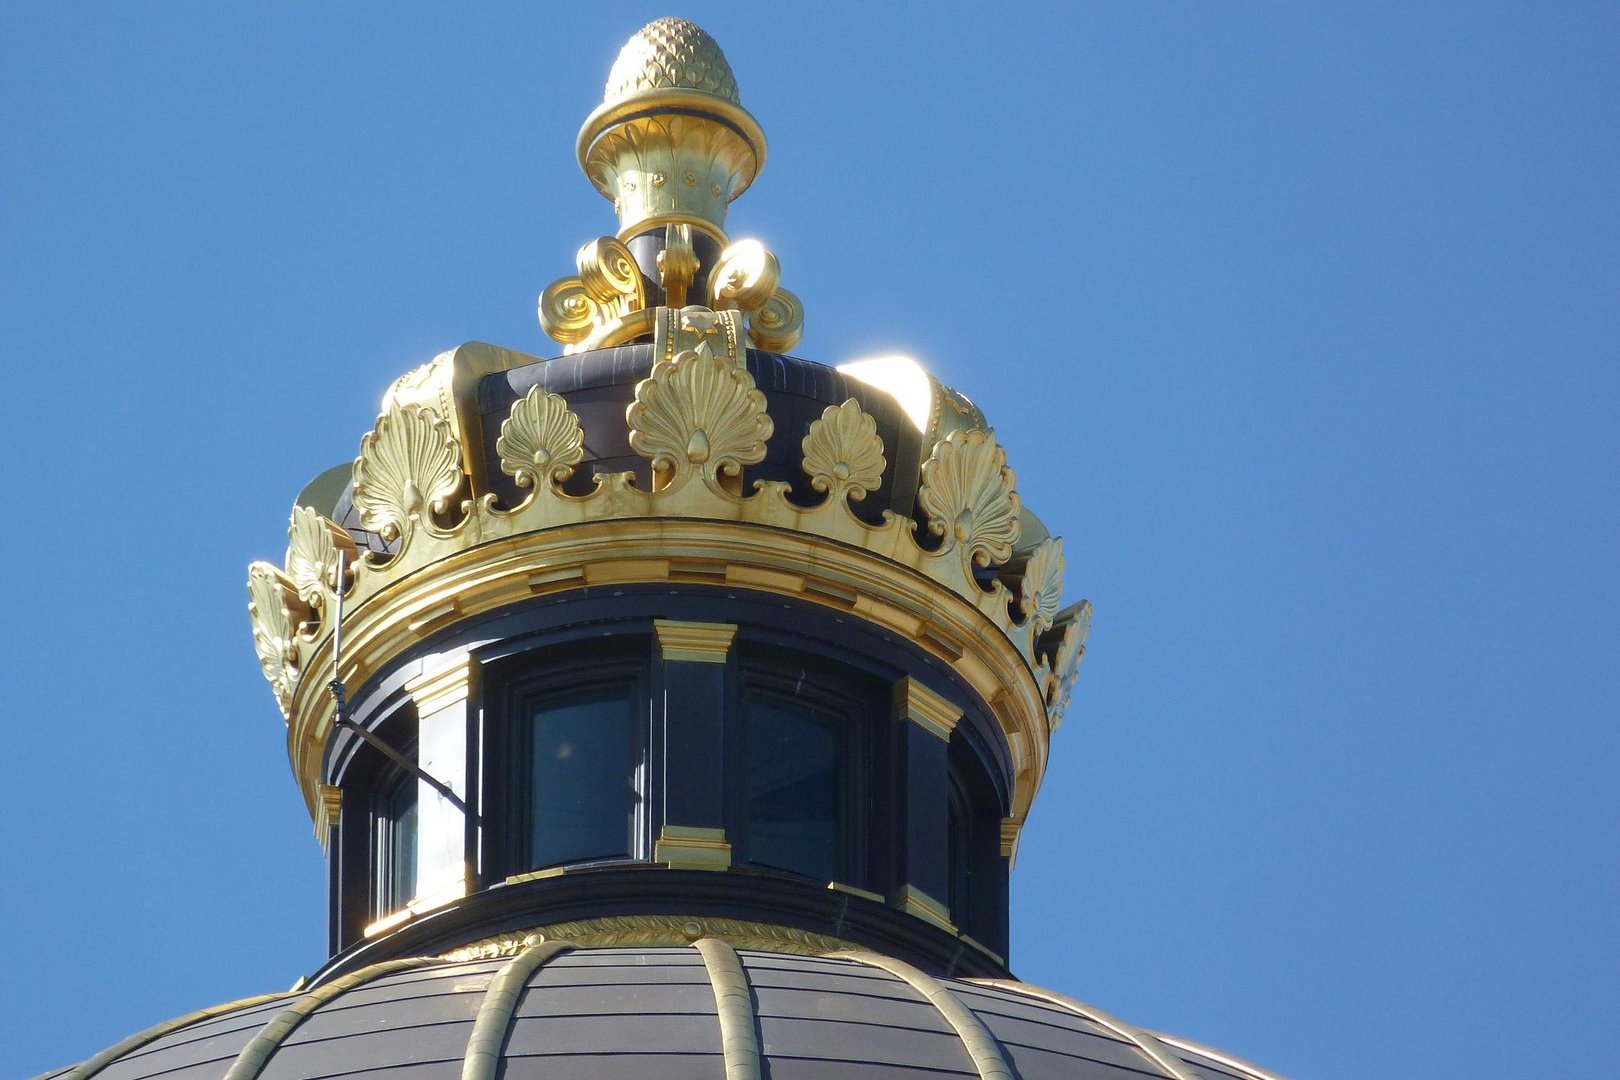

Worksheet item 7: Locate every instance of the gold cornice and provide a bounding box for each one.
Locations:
[282,517,1050,830]
[895,676,962,742]
[654,620,738,664]
[314,784,342,851]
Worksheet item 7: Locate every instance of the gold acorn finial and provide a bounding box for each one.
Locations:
[577,18,766,243]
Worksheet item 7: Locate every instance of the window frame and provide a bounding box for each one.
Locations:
[732,648,881,889]
[483,643,651,881]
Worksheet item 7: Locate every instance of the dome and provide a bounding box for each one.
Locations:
[48,943,1277,1080]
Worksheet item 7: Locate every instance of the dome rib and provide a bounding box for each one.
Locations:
[221,956,443,1080]
[692,938,764,1080]
[828,949,1015,1080]
[971,979,1199,1080]
[460,939,577,1080]
[1150,1032,1290,1080]
[60,991,291,1080]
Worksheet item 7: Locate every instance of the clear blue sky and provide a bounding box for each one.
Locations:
[2,4,1615,1077]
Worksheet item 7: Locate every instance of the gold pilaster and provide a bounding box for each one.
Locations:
[895,677,962,743]
[893,885,956,933]
[405,656,473,716]
[655,825,733,870]
[314,784,342,851]
[654,619,738,664]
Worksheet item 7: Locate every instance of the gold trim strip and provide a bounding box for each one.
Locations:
[60,992,293,1080]
[460,940,577,1080]
[968,980,1202,1080]
[827,880,884,904]
[896,676,962,742]
[1150,1032,1291,1080]
[827,950,1013,1080]
[222,957,442,1080]
[693,938,763,1080]
[654,619,738,663]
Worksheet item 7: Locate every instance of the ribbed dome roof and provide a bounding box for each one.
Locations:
[46,945,1276,1080]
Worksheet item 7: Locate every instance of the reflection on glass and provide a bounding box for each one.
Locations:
[382,775,417,912]
[746,694,838,881]
[531,687,635,869]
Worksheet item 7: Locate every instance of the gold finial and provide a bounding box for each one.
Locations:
[578,18,766,242]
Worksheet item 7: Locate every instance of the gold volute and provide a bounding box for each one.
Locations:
[577,17,766,241]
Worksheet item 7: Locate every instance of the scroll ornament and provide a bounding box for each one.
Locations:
[496,388,586,489]
[708,239,804,353]
[802,399,886,502]
[918,429,1022,570]
[247,562,302,715]
[352,405,464,545]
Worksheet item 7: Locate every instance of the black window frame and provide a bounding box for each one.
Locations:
[482,642,651,881]
[732,647,882,890]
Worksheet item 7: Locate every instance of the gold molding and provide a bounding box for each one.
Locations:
[654,620,738,664]
[895,676,962,742]
[442,915,852,963]
[894,885,955,933]
[405,655,473,717]
[655,825,733,870]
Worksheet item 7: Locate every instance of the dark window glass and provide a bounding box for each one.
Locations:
[530,686,637,868]
[745,693,839,881]
[948,781,972,926]
[377,773,417,914]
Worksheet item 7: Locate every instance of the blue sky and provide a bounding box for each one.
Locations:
[2,4,1615,1077]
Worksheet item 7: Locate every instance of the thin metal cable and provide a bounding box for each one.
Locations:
[460,939,577,1080]
[222,956,441,1080]
[58,992,291,1080]
[692,938,763,1080]
[969,978,1200,1080]
[827,950,1013,1080]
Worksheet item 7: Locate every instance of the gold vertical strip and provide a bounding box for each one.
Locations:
[692,937,763,1080]
[221,957,442,1080]
[60,993,292,1080]
[826,950,1013,1080]
[460,940,577,1080]
[968,979,1204,1080]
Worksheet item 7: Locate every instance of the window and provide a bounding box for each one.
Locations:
[738,656,876,886]
[374,768,418,916]
[528,684,640,869]
[745,693,840,881]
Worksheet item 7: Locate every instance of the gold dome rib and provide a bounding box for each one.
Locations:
[460,940,578,1080]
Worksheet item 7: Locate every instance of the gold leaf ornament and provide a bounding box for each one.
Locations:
[352,405,464,542]
[708,239,780,310]
[497,388,586,489]
[1019,537,1065,636]
[918,429,1022,568]
[1045,601,1092,727]
[247,562,300,714]
[284,505,356,610]
[627,339,773,485]
[802,399,886,501]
